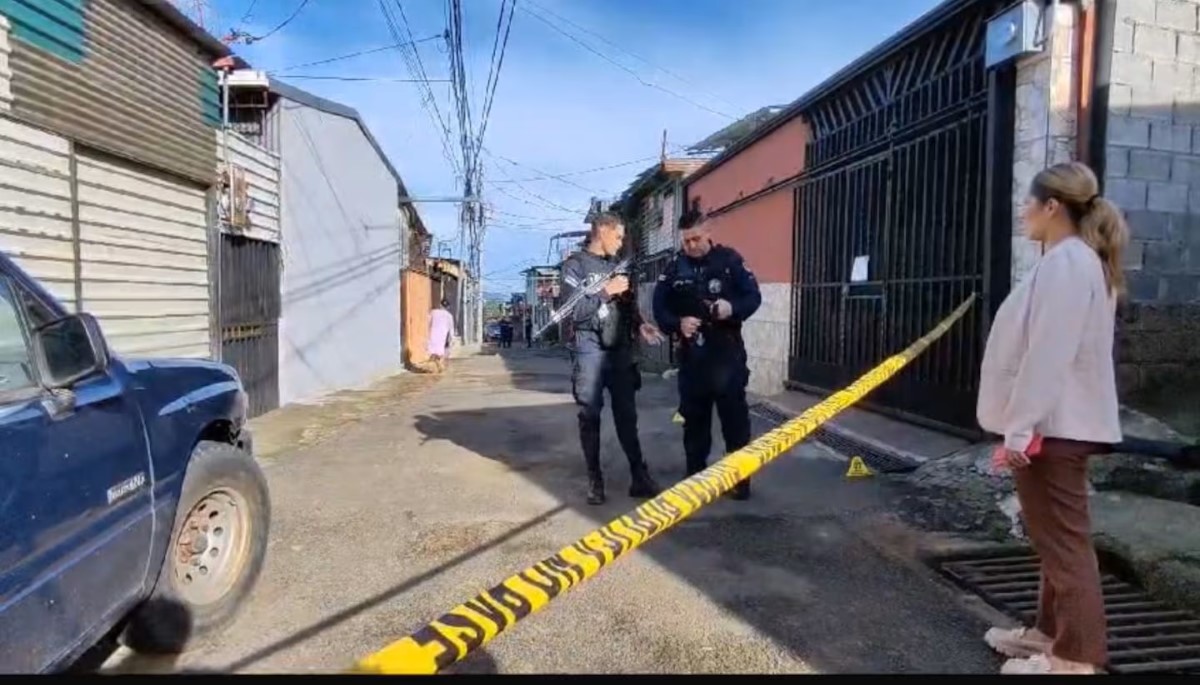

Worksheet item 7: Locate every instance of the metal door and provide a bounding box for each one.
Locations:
[219,235,280,418]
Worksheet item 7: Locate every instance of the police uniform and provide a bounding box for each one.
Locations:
[561,250,660,505]
[652,243,762,499]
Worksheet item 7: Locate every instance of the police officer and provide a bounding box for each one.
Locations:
[561,212,665,505]
[653,203,762,500]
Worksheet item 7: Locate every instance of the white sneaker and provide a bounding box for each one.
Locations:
[985,627,1051,658]
[1001,654,1053,675]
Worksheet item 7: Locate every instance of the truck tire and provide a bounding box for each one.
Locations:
[123,440,270,654]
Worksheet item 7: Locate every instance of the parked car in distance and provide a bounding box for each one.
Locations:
[484,321,502,342]
[0,252,270,673]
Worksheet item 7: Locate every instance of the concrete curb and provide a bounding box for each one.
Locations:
[748,394,930,470]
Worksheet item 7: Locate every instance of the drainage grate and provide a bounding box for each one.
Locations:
[938,550,1200,674]
[748,401,919,474]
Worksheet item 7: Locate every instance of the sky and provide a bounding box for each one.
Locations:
[199,0,944,294]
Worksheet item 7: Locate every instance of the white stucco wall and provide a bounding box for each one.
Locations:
[277,100,401,405]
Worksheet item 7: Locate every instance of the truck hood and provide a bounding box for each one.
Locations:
[123,357,241,383]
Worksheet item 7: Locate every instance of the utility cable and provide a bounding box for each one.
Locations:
[519,4,733,120]
[522,0,743,115]
[242,0,311,44]
[274,35,443,72]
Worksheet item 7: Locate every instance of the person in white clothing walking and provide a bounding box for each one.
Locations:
[426,300,454,374]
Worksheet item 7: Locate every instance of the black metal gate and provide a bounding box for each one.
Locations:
[220,235,281,418]
[789,0,1014,432]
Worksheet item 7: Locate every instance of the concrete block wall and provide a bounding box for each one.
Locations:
[1011,2,1079,284]
[634,280,788,394]
[741,282,790,396]
[1107,0,1200,398]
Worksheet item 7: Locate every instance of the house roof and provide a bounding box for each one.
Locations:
[268,78,417,212]
[687,106,787,155]
[615,157,708,213]
[521,265,561,276]
[139,0,250,67]
[685,0,983,186]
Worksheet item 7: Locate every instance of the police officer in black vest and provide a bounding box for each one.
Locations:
[561,212,666,505]
[653,203,762,499]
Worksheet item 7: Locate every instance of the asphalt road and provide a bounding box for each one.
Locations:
[104,346,1006,674]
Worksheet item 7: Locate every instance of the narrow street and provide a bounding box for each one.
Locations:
[107,347,1004,674]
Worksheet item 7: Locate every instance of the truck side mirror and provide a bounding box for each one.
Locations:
[33,313,110,389]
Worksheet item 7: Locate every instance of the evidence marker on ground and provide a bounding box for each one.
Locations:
[845,456,874,479]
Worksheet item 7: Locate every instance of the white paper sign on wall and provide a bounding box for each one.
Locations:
[850,255,870,283]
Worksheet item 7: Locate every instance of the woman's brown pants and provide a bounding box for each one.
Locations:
[1013,438,1108,666]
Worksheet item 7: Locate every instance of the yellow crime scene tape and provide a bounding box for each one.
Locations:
[353,293,978,674]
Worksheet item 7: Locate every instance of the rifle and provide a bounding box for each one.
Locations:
[532,256,632,342]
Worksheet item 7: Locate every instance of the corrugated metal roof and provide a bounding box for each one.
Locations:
[685,0,984,186]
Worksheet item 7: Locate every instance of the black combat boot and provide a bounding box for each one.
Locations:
[586,474,606,506]
[628,464,661,499]
[728,479,752,501]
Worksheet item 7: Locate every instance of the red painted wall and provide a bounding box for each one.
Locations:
[686,116,809,284]
[703,190,794,284]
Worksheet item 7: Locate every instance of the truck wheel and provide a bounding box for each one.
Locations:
[123,440,270,654]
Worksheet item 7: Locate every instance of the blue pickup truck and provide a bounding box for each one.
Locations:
[0,253,269,672]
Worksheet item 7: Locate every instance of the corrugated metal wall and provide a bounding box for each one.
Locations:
[634,187,678,257]
[216,131,280,244]
[5,0,220,184]
[0,15,13,113]
[0,116,76,308]
[76,147,211,358]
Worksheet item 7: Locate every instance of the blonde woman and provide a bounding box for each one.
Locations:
[976,162,1127,675]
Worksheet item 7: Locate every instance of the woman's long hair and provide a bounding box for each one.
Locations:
[1030,162,1130,296]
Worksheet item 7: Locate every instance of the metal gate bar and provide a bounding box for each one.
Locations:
[219,235,281,418]
[788,0,1011,432]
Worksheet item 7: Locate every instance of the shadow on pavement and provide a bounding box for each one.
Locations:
[216,504,566,673]
[408,346,1000,674]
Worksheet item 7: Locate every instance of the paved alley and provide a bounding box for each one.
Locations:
[106,347,1005,675]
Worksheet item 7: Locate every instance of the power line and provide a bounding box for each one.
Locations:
[280,75,451,82]
[482,256,539,279]
[229,0,311,44]
[522,0,743,115]
[488,208,580,223]
[239,0,259,24]
[488,172,583,215]
[484,147,612,195]
[377,0,460,176]
[274,35,443,72]
[519,4,734,120]
[488,154,661,183]
[475,0,517,153]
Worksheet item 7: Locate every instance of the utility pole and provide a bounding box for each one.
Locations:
[661,129,668,163]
